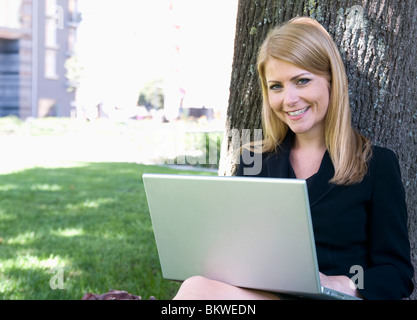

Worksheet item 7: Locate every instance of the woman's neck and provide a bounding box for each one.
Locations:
[292,131,326,152]
[289,132,327,180]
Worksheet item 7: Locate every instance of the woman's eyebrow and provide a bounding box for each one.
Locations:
[290,72,312,81]
[267,72,312,83]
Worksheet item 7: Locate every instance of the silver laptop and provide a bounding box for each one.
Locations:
[142,173,361,300]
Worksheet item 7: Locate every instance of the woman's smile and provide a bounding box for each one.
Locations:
[286,106,310,118]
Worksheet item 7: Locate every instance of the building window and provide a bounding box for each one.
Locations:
[0,0,22,29]
[45,0,64,30]
[44,49,58,79]
[45,18,58,47]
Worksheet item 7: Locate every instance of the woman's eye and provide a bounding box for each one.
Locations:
[269,84,283,90]
[297,78,311,85]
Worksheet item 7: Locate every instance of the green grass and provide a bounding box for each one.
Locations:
[0,162,216,300]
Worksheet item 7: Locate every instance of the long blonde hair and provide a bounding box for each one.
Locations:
[256,17,371,185]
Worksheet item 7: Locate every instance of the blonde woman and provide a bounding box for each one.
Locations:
[174,17,414,300]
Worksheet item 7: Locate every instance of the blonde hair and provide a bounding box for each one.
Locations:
[255,17,371,185]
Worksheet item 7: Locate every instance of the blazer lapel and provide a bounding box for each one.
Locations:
[307,151,336,208]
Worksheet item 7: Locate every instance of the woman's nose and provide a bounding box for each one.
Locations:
[283,87,300,107]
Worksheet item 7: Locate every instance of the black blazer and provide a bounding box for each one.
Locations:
[236,134,414,300]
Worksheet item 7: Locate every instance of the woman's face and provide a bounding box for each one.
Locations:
[264,58,330,141]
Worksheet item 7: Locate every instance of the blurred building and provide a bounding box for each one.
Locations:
[0,0,80,118]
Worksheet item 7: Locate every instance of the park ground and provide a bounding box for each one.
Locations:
[0,117,220,299]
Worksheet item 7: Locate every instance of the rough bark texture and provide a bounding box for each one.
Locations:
[219,0,416,299]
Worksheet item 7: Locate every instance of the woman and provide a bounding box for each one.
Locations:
[174,17,414,300]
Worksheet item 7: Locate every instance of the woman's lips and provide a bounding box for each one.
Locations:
[286,106,310,118]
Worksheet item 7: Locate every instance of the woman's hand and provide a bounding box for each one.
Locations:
[319,272,362,298]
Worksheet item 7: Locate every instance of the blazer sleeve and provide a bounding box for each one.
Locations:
[358,148,414,300]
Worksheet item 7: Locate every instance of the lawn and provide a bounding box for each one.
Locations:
[0,162,216,300]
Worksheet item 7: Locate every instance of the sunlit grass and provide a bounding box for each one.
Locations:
[0,162,216,300]
[0,116,220,299]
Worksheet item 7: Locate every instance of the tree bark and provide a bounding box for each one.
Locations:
[219,0,417,299]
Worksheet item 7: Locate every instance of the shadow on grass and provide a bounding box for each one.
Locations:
[0,162,214,300]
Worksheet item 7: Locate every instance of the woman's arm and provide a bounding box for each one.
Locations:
[356,148,414,299]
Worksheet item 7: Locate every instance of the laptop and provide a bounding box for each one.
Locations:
[142,173,361,300]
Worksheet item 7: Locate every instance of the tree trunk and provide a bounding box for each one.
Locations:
[219,0,417,299]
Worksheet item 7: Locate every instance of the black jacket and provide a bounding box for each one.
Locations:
[236,134,414,300]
